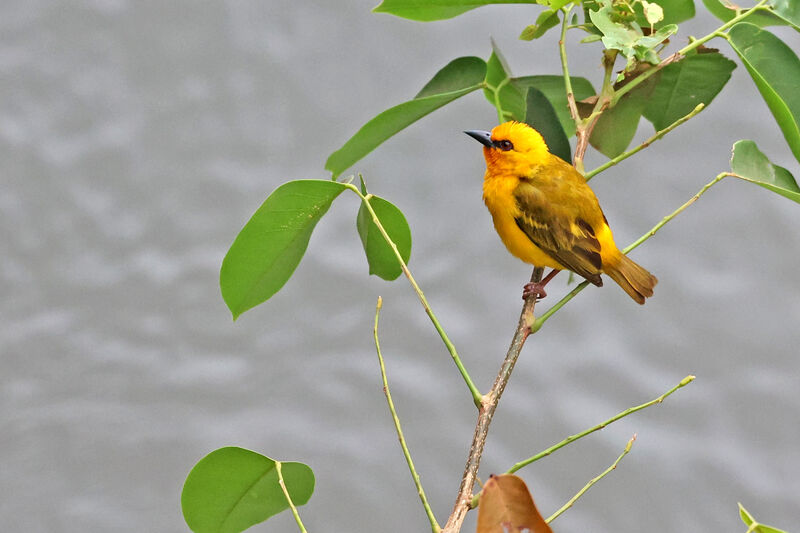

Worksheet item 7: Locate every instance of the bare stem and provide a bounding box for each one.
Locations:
[507,375,694,473]
[545,434,638,523]
[532,173,730,331]
[345,185,483,407]
[275,461,308,533]
[374,297,441,533]
[584,103,706,181]
[442,267,545,533]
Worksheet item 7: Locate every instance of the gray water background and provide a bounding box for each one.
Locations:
[3,1,800,531]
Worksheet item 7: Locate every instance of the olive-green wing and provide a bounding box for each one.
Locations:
[513,179,604,286]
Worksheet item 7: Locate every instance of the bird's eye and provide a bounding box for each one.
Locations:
[497,140,514,151]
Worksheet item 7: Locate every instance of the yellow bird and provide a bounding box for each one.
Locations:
[465,121,657,304]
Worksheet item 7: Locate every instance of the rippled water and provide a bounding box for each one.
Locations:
[2,1,799,531]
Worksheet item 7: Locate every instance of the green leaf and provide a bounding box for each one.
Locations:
[357,194,412,280]
[702,0,790,29]
[524,87,572,163]
[738,503,790,533]
[326,57,486,177]
[589,74,657,158]
[643,51,736,130]
[483,42,526,121]
[416,56,489,98]
[728,23,800,164]
[511,75,596,136]
[771,0,800,30]
[182,447,314,533]
[519,0,571,40]
[373,0,537,21]
[634,0,695,27]
[220,180,346,319]
[730,140,800,203]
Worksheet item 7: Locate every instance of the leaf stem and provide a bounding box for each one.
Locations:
[344,184,483,407]
[545,434,637,523]
[584,103,706,181]
[532,172,729,330]
[506,375,694,473]
[374,297,441,533]
[275,461,308,533]
[611,0,770,106]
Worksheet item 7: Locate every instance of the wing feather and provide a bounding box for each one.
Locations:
[513,177,604,286]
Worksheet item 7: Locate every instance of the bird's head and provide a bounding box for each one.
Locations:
[465,121,550,177]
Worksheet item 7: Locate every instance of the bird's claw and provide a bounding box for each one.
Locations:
[522,282,547,300]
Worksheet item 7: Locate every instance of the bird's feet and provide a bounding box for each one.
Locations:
[522,281,547,300]
[521,269,561,300]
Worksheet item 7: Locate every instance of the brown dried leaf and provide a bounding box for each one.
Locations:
[476,474,552,533]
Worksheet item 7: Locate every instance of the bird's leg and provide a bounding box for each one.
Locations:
[522,269,561,300]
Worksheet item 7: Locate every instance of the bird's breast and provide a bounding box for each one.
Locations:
[482,175,564,269]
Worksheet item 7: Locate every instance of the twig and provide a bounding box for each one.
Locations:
[275,461,308,533]
[374,297,441,533]
[441,267,545,533]
[623,172,730,254]
[507,375,694,473]
[545,434,638,523]
[584,103,706,181]
[344,185,483,407]
[532,172,730,331]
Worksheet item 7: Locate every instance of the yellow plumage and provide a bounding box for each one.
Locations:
[468,121,657,304]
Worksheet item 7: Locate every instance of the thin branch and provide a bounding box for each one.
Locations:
[545,434,638,523]
[344,185,483,407]
[275,461,308,533]
[584,103,706,181]
[559,4,580,127]
[442,267,545,533]
[374,297,441,533]
[507,375,694,473]
[623,172,730,254]
[611,0,771,106]
[532,172,730,331]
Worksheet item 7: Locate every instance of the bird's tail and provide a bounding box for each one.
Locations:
[605,253,658,305]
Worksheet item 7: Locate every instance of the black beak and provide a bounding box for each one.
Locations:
[464,129,494,148]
